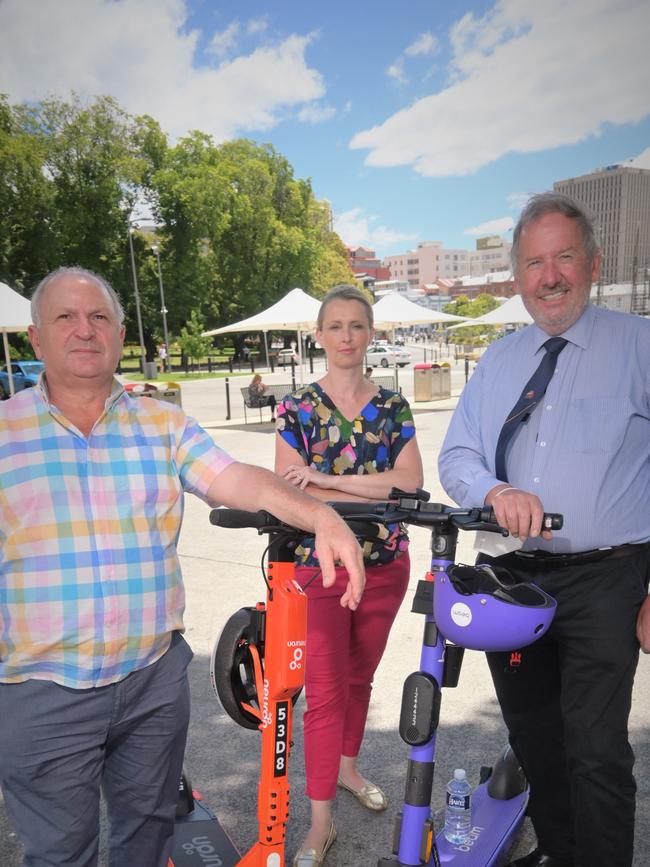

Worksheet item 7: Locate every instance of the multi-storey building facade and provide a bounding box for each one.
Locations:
[554,165,650,284]
[383,237,511,291]
[347,246,391,282]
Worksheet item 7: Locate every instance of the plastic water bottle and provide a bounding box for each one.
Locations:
[444,768,472,844]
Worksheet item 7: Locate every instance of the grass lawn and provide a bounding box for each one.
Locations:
[122,370,252,383]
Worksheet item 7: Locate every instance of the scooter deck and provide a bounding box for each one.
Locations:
[434,783,528,865]
[171,797,241,867]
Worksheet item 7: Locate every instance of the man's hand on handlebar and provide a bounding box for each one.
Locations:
[485,484,554,542]
[313,509,366,610]
[637,596,650,654]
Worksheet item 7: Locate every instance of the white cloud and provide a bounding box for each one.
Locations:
[627,145,650,169]
[247,16,269,36]
[0,0,325,142]
[386,61,407,85]
[351,0,650,177]
[464,217,514,235]
[405,32,439,57]
[507,191,532,211]
[334,207,417,253]
[298,102,336,124]
[208,21,240,58]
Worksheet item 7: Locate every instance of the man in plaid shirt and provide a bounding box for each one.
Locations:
[0,267,365,867]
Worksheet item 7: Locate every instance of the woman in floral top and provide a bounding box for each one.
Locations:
[275,285,423,867]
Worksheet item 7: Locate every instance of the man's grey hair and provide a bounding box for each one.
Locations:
[511,192,600,272]
[317,284,374,330]
[31,267,125,327]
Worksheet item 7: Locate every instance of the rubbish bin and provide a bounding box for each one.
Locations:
[431,364,452,399]
[143,360,158,379]
[414,363,434,402]
[155,382,182,408]
[124,382,182,408]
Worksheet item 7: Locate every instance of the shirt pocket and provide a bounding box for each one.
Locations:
[568,397,633,454]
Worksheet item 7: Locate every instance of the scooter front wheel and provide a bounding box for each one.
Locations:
[211,606,302,730]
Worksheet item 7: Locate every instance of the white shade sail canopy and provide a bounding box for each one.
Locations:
[202,287,320,336]
[372,292,469,328]
[0,281,34,394]
[446,294,534,330]
[1,281,33,331]
[202,287,322,385]
[472,293,533,325]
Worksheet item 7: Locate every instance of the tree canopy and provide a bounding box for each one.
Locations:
[0,93,355,359]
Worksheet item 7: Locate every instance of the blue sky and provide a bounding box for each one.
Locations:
[1,0,649,257]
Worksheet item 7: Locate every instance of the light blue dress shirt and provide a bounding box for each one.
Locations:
[438,304,650,553]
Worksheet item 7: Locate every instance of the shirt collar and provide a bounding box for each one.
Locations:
[37,372,125,412]
[528,302,595,354]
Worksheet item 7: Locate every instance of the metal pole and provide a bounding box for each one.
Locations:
[128,224,146,372]
[225,377,231,420]
[152,245,170,371]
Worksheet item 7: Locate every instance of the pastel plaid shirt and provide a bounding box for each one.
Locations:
[0,379,233,688]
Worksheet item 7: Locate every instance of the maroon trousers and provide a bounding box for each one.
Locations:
[296,553,410,801]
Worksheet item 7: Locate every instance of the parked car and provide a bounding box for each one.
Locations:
[365,345,412,368]
[0,360,45,399]
[277,348,298,366]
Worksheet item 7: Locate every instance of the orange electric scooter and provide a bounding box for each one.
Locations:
[170,507,309,867]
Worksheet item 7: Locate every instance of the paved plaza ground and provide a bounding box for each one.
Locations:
[1,356,648,865]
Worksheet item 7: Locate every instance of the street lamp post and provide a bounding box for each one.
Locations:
[151,244,170,371]
[127,222,147,373]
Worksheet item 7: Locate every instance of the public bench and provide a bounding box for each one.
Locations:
[240,375,400,423]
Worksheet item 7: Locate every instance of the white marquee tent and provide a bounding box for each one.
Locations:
[0,281,34,395]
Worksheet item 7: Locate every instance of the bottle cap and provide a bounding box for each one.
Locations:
[453,769,466,780]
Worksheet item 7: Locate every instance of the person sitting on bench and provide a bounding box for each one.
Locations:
[249,373,276,421]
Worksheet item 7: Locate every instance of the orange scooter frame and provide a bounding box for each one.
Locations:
[171,509,308,867]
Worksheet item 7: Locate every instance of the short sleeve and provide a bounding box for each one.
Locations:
[175,415,235,501]
[386,392,416,465]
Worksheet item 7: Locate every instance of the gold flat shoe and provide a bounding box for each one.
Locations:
[337,775,388,811]
[293,821,337,867]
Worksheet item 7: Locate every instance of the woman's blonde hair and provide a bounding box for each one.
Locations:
[316,284,373,330]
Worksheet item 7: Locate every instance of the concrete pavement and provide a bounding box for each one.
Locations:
[1,367,648,865]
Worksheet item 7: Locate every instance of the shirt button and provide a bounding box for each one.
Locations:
[546,405,552,410]
[533,477,540,483]
[540,441,546,447]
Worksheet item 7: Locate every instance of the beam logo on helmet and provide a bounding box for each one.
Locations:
[434,563,557,652]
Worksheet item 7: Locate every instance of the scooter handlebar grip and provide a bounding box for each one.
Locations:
[479,507,563,531]
[209,508,275,529]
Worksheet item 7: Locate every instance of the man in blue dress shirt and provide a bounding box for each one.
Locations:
[439,192,650,867]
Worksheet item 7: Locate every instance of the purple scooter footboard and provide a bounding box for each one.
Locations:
[434,782,528,865]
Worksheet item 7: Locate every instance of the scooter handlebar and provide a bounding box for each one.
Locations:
[479,507,563,532]
[209,508,276,530]
[209,499,563,536]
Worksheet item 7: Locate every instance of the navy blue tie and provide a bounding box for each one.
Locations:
[494,337,567,483]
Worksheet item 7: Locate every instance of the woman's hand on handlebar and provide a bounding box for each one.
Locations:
[313,509,366,610]
[485,484,553,542]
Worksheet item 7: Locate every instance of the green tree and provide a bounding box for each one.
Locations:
[443,293,501,344]
[178,309,212,366]
[0,95,56,288]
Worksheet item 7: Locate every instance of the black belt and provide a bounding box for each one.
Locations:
[510,542,650,569]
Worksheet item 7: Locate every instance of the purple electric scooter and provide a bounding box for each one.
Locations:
[327,490,561,867]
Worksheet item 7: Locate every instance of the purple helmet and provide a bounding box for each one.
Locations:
[433,564,556,652]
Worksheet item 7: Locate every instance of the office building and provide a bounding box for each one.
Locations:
[554,165,650,285]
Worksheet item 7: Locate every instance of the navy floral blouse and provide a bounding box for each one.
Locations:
[276,382,416,567]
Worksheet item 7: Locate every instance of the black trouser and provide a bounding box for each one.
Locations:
[478,547,649,867]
